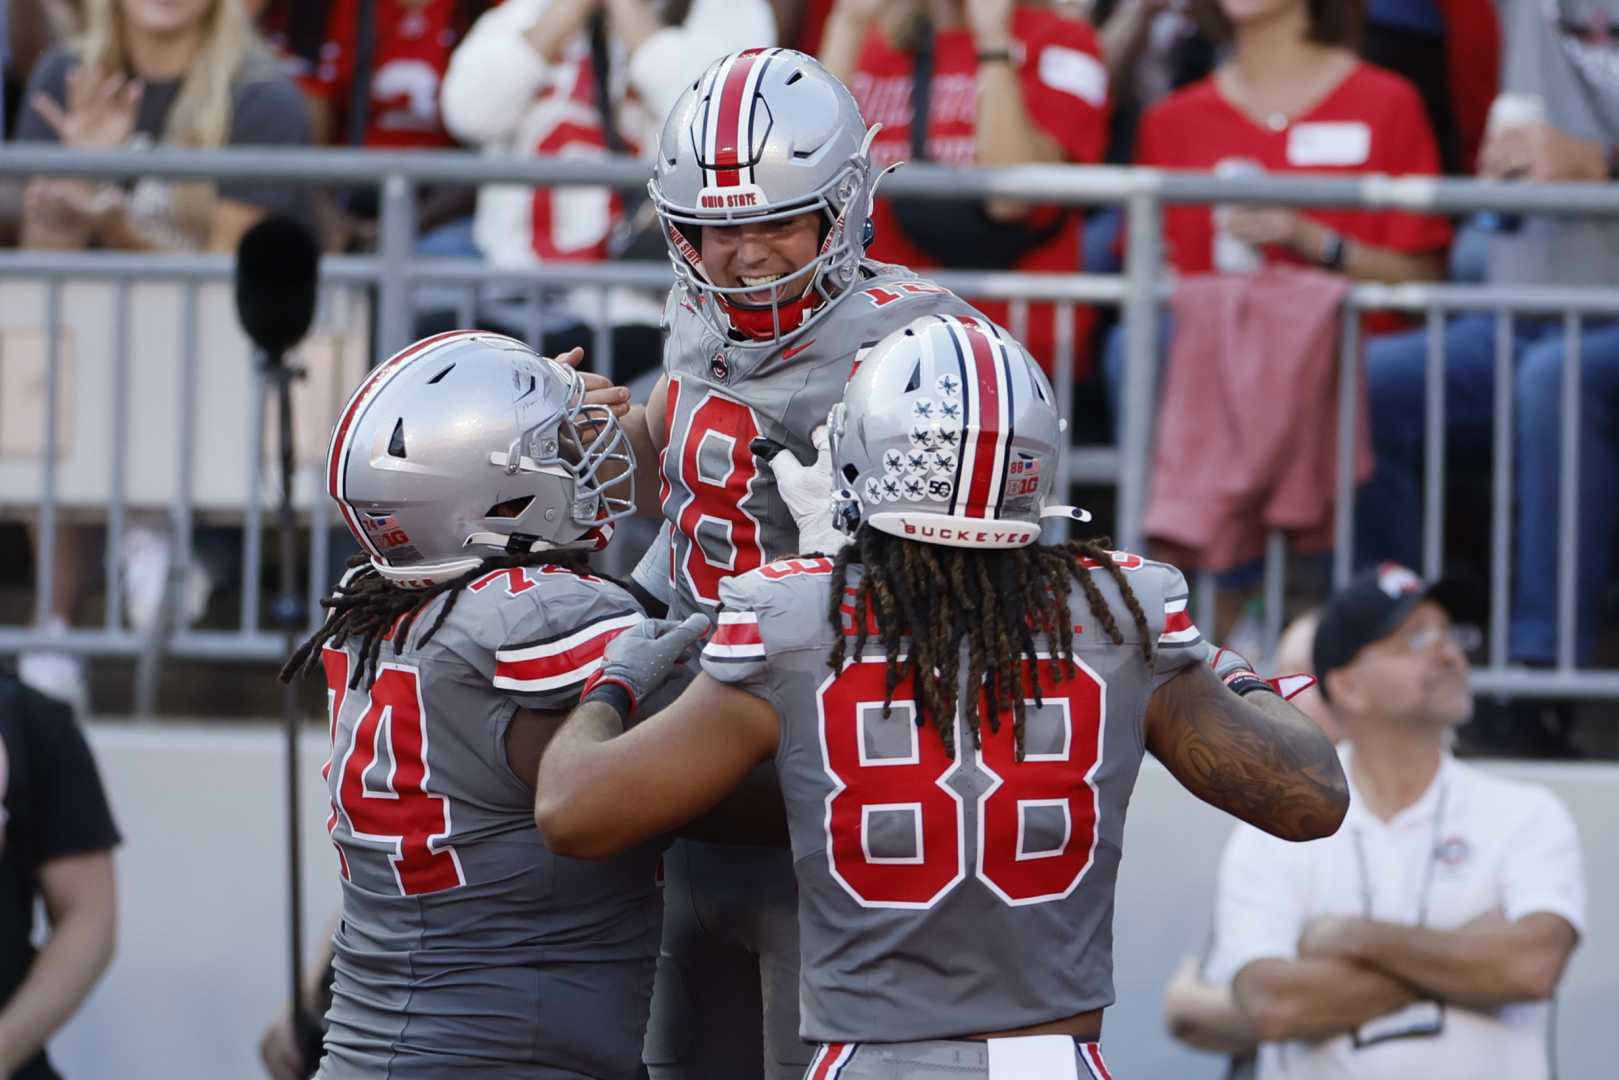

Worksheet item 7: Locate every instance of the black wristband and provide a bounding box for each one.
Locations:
[1319,231,1348,272]
[1224,673,1279,699]
[581,681,634,723]
[976,48,1015,65]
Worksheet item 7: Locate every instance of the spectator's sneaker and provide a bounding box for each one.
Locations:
[18,617,89,716]
[121,526,213,633]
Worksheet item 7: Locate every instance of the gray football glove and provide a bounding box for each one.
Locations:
[580,613,711,719]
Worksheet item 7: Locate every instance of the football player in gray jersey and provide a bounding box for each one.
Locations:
[537,317,1349,1080]
[282,331,667,1079]
[577,47,992,1080]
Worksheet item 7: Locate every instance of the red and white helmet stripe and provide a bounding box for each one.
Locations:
[944,317,1017,521]
[700,47,783,190]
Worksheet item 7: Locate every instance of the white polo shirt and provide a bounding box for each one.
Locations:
[1205,745,1585,1080]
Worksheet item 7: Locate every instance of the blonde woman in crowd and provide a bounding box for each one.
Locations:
[13,0,312,715]
[17,0,311,253]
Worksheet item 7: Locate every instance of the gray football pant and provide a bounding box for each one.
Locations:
[802,1040,1116,1079]
[643,839,812,1080]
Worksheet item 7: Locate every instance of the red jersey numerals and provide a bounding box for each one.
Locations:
[860,280,950,307]
[667,386,766,604]
[975,658,1102,904]
[320,647,353,878]
[1078,549,1144,572]
[321,657,464,896]
[819,656,1103,909]
[760,557,835,580]
[821,663,966,907]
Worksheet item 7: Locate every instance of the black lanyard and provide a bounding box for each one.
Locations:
[1350,782,1448,927]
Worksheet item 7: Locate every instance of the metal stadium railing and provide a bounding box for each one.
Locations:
[2,146,1617,705]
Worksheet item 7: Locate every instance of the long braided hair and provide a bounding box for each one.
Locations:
[824,527,1155,759]
[281,550,591,690]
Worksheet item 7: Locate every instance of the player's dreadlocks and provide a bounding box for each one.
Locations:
[824,527,1154,759]
[281,550,591,690]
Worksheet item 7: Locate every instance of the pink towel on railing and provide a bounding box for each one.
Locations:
[1144,266,1373,571]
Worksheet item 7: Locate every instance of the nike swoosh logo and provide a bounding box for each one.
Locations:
[782,339,816,360]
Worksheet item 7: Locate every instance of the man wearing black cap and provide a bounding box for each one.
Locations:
[1200,564,1585,1080]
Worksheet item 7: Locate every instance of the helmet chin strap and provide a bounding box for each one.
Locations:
[1041,505,1092,523]
[461,531,600,554]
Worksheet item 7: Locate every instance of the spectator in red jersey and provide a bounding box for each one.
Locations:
[440,0,774,384]
[304,0,484,150]
[821,0,1109,378]
[1099,0,1451,435]
[298,0,489,254]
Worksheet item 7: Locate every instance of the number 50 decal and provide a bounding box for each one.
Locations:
[818,656,1103,909]
[321,648,464,897]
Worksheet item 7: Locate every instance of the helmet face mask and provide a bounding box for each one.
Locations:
[327,332,635,588]
[650,49,876,348]
[829,316,1070,551]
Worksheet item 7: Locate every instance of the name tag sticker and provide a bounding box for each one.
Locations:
[1037,45,1108,108]
[1286,122,1372,167]
[1353,999,1444,1048]
[987,1035,1080,1080]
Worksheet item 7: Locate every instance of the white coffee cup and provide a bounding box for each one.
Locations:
[1212,157,1265,274]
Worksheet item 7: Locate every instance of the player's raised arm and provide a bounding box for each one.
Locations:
[1145,655,1349,843]
[535,616,782,857]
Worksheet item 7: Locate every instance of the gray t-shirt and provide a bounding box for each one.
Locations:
[1489,0,1619,287]
[15,45,312,227]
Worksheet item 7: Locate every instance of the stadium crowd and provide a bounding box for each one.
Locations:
[0,1,1612,1077]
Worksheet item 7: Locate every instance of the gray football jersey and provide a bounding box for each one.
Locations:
[699,552,1207,1043]
[316,564,664,1079]
[638,263,987,619]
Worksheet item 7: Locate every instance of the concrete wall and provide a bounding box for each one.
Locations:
[44,725,1618,1079]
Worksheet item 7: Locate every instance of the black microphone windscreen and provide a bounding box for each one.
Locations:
[235,216,320,357]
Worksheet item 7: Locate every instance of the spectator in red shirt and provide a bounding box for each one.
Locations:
[298,0,490,254]
[822,0,1109,377]
[1101,0,1451,436]
[1137,0,1450,293]
[304,0,484,150]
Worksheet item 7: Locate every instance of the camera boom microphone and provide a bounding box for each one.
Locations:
[235,215,320,359]
[239,213,323,1070]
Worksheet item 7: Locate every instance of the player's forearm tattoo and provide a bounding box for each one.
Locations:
[1151,673,1349,841]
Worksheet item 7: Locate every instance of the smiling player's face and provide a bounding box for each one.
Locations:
[700,213,821,306]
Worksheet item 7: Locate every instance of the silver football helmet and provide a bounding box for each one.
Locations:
[828,316,1085,550]
[650,47,880,347]
[326,331,634,587]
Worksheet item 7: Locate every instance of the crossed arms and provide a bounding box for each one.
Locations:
[1232,910,1579,1043]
